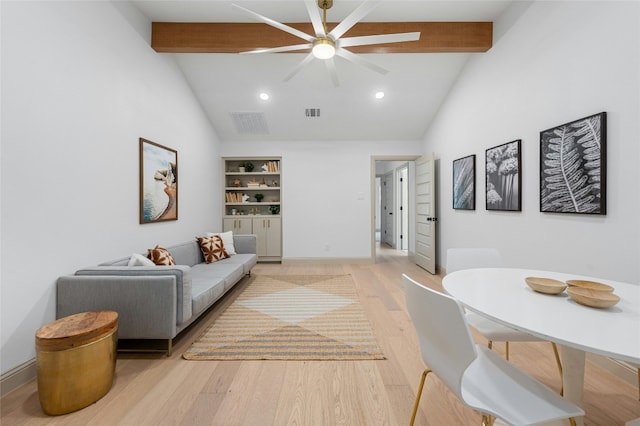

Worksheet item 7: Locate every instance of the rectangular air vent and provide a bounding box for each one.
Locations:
[230,112,269,134]
[305,108,321,118]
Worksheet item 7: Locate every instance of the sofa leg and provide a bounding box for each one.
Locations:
[166,339,172,357]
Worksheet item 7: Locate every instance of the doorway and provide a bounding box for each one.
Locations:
[372,157,417,260]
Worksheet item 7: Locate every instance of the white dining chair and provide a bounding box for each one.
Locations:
[446,248,564,390]
[403,274,583,426]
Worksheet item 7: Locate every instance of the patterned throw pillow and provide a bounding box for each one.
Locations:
[147,245,176,266]
[196,235,229,263]
[206,230,236,255]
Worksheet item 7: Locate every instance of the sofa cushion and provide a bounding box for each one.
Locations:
[167,241,203,267]
[196,235,229,263]
[191,276,225,316]
[191,262,244,292]
[147,246,176,265]
[216,253,258,275]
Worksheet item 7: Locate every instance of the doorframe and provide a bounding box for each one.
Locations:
[370,155,421,263]
[398,164,409,250]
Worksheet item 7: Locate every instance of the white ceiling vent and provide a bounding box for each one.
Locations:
[230,112,269,134]
[305,108,321,118]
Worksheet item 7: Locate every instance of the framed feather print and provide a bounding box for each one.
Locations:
[540,112,606,214]
[486,140,522,211]
[453,154,476,210]
[140,138,178,223]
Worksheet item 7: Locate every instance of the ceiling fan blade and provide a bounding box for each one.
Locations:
[339,32,421,48]
[304,0,326,36]
[283,52,316,82]
[232,4,315,43]
[329,0,382,40]
[325,58,340,87]
[240,43,313,55]
[335,48,388,75]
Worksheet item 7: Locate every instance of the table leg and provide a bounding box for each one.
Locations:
[559,344,586,426]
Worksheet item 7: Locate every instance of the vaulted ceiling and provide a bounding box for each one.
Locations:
[131,1,513,142]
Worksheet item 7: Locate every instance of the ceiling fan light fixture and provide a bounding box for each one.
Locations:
[312,37,336,60]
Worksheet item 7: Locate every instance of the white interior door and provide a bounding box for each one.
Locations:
[415,153,436,273]
[382,171,394,247]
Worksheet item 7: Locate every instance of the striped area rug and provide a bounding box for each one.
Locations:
[182,275,385,360]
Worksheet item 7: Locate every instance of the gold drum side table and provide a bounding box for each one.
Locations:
[35,311,118,415]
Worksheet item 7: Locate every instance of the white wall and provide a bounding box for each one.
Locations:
[221,140,421,260]
[1,1,221,374]
[424,1,640,282]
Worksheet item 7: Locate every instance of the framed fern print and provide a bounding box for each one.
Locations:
[486,140,521,211]
[453,155,475,210]
[540,112,606,214]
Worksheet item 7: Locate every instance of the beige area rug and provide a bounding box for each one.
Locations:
[183,275,385,360]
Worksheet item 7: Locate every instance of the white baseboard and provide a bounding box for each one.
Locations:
[1,358,37,398]
[282,257,373,265]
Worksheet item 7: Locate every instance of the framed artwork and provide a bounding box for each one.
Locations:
[486,140,522,211]
[139,138,178,224]
[453,155,476,210]
[540,112,606,214]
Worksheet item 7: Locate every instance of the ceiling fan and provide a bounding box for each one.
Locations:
[232,0,420,86]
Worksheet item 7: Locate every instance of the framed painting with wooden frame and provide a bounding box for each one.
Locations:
[486,139,522,211]
[453,154,475,210]
[139,138,178,224]
[540,112,606,214]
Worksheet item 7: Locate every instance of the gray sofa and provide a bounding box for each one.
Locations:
[56,234,257,355]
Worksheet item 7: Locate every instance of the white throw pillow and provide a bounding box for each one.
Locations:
[128,253,155,266]
[206,230,236,255]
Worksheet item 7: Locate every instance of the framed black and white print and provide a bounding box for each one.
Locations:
[453,155,475,210]
[486,140,521,211]
[540,112,606,214]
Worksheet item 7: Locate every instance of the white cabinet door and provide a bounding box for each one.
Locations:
[253,217,281,259]
[223,218,253,235]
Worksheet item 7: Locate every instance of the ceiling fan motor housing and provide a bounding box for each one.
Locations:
[318,0,333,10]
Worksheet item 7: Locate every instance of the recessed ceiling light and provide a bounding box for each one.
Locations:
[259,92,270,101]
[375,91,385,99]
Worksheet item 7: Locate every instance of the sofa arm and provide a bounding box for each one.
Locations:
[57,275,177,339]
[74,265,192,324]
[233,234,257,254]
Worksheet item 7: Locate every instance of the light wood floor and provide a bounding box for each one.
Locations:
[2,245,639,425]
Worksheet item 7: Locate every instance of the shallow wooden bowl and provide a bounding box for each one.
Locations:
[525,277,567,295]
[567,287,620,308]
[566,279,614,292]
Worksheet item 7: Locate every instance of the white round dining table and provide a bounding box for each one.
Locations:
[443,267,640,426]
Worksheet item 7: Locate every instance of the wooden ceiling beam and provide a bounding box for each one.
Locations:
[151,22,492,54]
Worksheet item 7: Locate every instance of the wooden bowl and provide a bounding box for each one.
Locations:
[525,277,567,295]
[567,287,620,308]
[566,279,614,292]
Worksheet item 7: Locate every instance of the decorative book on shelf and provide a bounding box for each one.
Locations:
[225,192,244,203]
[263,161,279,172]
